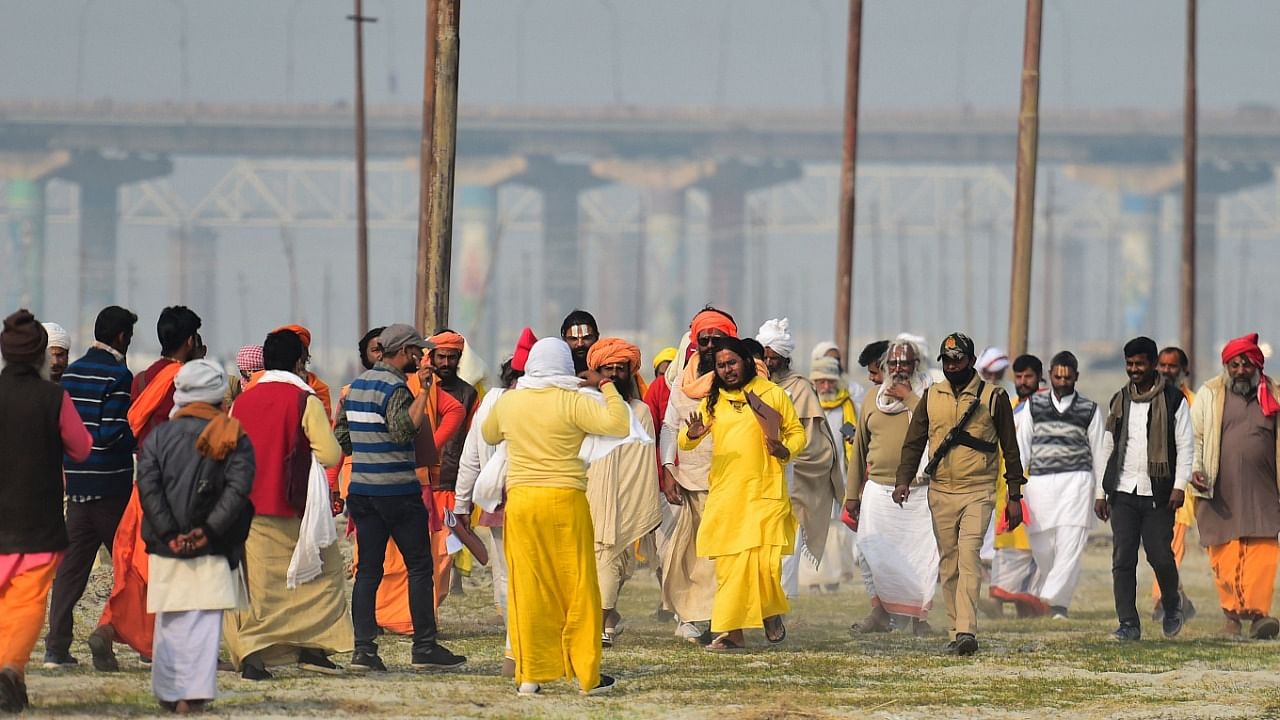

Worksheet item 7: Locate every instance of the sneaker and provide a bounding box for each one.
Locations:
[1113,623,1142,642]
[942,639,958,655]
[87,628,119,672]
[349,651,387,673]
[411,645,466,670]
[298,649,343,675]
[1050,606,1069,620]
[1163,608,1185,638]
[954,633,979,656]
[584,674,617,696]
[42,650,79,669]
[138,655,152,668]
[517,682,542,697]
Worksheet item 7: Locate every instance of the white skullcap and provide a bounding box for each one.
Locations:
[756,318,795,359]
[172,359,228,408]
[42,322,70,351]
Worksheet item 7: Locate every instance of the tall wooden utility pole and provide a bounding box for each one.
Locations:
[1006,0,1043,359]
[833,0,862,365]
[349,0,376,335]
[1180,0,1197,378]
[416,0,461,334]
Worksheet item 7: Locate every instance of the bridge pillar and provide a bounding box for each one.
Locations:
[0,151,71,316]
[56,152,172,342]
[1192,162,1273,379]
[695,160,802,318]
[590,159,719,347]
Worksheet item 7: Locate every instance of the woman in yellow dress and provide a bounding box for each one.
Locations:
[679,336,806,651]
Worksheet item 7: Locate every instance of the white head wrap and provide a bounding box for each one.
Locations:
[172,359,228,409]
[756,318,795,359]
[975,346,1010,373]
[516,338,582,391]
[810,340,839,365]
[42,322,70,351]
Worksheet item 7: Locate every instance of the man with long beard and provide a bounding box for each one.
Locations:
[660,306,738,644]
[679,335,805,651]
[1189,333,1280,639]
[756,318,842,601]
[846,337,939,635]
[584,338,662,647]
[425,329,480,601]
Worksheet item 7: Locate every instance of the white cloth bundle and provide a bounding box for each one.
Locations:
[287,456,338,589]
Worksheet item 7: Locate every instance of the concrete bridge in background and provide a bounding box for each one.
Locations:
[0,101,1275,362]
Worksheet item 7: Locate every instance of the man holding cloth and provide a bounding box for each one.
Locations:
[1190,333,1280,639]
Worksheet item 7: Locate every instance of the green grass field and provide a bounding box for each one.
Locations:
[20,527,1280,719]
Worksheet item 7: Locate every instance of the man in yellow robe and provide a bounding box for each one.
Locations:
[679,336,806,651]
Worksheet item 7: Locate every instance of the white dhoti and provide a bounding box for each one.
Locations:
[990,548,1038,601]
[1024,469,1094,610]
[153,610,222,703]
[148,554,245,703]
[858,483,940,618]
[1027,526,1089,608]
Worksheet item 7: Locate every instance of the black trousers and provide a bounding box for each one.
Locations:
[1110,491,1181,626]
[45,495,131,655]
[347,493,438,656]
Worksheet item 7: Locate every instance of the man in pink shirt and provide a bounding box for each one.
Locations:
[0,310,92,712]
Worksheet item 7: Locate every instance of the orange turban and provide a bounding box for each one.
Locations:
[689,308,737,341]
[273,324,311,349]
[587,337,648,398]
[429,330,465,353]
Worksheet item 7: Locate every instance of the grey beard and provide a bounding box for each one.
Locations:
[1230,373,1260,397]
[817,390,837,403]
[890,372,919,392]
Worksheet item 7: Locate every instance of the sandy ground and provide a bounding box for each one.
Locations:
[16,522,1280,719]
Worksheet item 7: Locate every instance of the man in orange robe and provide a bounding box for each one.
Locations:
[93,306,202,671]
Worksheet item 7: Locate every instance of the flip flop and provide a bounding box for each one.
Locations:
[764,617,787,644]
[703,633,747,652]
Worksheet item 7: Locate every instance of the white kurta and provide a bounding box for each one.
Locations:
[1015,392,1107,608]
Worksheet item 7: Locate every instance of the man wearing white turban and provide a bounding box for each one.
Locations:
[41,323,71,384]
[757,319,843,599]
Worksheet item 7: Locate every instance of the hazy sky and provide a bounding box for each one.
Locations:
[4,0,1277,112]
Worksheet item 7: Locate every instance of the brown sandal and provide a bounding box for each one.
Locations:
[704,633,747,652]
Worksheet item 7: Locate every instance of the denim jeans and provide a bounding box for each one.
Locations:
[347,493,437,655]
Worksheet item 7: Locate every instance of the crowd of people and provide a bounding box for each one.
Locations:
[1,300,1278,713]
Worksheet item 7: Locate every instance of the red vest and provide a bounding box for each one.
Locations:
[232,382,311,518]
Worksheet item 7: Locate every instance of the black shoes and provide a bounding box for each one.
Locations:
[584,674,617,696]
[87,628,119,672]
[1163,608,1186,638]
[41,650,79,669]
[298,649,343,675]
[1113,623,1142,642]
[349,651,388,672]
[411,645,466,670]
[943,633,979,656]
[0,669,26,713]
[241,654,273,681]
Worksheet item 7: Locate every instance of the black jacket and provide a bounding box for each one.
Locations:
[136,415,256,566]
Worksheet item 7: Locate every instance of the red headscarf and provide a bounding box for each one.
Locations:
[689,308,737,341]
[511,327,537,372]
[1221,333,1279,417]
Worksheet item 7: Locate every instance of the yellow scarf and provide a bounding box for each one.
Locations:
[819,390,857,463]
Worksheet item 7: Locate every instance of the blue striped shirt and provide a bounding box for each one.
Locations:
[61,347,136,498]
